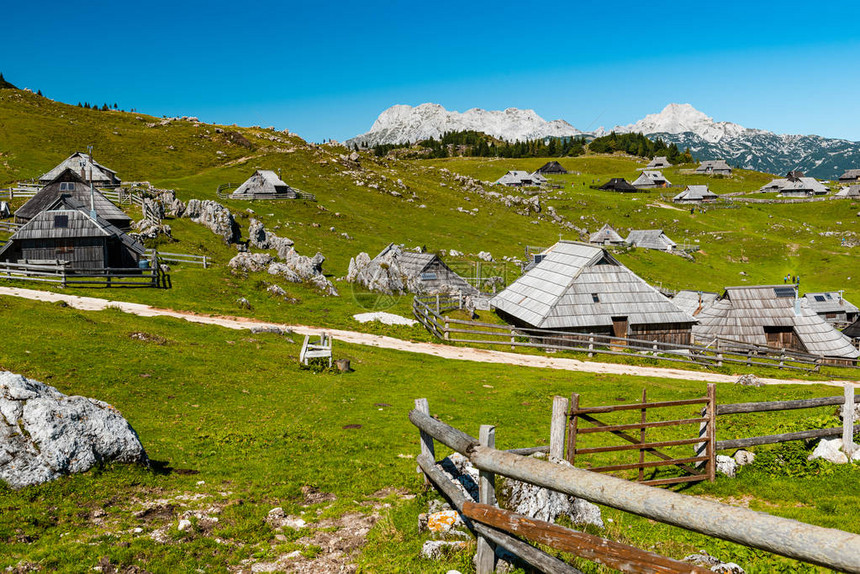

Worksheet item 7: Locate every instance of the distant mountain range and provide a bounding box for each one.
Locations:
[348,103,860,179]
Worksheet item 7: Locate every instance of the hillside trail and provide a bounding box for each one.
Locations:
[1,286,855,388]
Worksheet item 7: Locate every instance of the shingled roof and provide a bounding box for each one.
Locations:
[489,241,695,330]
[626,229,676,251]
[536,161,567,174]
[695,160,732,174]
[16,169,132,229]
[835,185,860,199]
[692,286,859,360]
[598,178,639,192]
[838,169,860,181]
[673,185,718,203]
[631,171,671,188]
[231,170,296,198]
[802,292,859,317]
[39,152,120,187]
[644,156,671,169]
[589,224,625,245]
[672,290,719,316]
[494,171,546,187]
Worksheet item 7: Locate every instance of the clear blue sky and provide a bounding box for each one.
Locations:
[4,1,860,143]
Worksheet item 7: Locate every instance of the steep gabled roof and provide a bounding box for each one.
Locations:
[626,229,676,250]
[631,170,670,187]
[39,152,120,185]
[598,178,639,192]
[673,185,718,202]
[232,170,296,196]
[802,292,859,316]
[536,161,567,174]
[843,317,860,339]
[838,169,860,181]
[494,170,546,186]
[672,290,719,316]
[489,241,694,329]
[589,224,625,245]
[695,160,731,173]
[692,286,859,359]
[15,168,131,227]
[644,156,671,169]
[835,185,860,198]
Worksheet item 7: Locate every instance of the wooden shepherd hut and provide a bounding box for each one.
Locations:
[625,230,676,251]
[695,160,732,176]
[802,292,859,325]
[834,185,860,199]
[838,169,860,182]
[598,178,639,192]
[494,171,546,187]
[643,156,671,169]
[536,161,568,175]
[842,317,860,350]
[16,169,132,230]
[39,152,121,187]
[396,250,477,295]
[589,224,625,246]
[673,185,718,203]
[692,285,859,365]
[0,197,144,271]
[230,170,297,199]
[631,171,671,189]
[489,241,696,345]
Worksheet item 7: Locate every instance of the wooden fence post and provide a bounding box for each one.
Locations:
[706,383,716,481]
[588,336,594,358]
[415,398,435,486]
[566,393,579,465]
[510,326,515,351]
[476,425,497,574]
[844,384,856,457]
[639,389,647,481]
[435,294,440,314]
[550,396,569,460]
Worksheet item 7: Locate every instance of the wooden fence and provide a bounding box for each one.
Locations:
[0,184,144,206]
[0,221,22,233]
[410,397,860,574]
[144,249,208,268]
[0,257,164,288]
[411,295,853,373]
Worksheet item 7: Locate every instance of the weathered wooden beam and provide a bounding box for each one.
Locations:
[577,417,708,434]
[576,436,705,455]
[573,397,709,415]
[409,408,478,455]
[476,425,496,574]
[416,454,582,574]
[467,444,860,573]
[844,385,857,457]
[505,446,550,456]
[415,399,434,486]
[716,425,860,451]
[462,501,712,574]
[716,394,860,416]
[587,456,709,474]
[550,396,569,460]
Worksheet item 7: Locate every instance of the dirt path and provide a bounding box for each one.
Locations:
[1,286,855,388]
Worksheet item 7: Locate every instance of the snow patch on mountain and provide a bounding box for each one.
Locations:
[346,103,582,147]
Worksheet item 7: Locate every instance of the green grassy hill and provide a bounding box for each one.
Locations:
[1,87,858,320]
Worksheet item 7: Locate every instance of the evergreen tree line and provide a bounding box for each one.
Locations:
[588,132,693,163]
[368,130,692,161]
[76,102,119,111]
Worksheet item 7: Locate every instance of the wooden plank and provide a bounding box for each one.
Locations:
[716,395,859,416]
[716,425,860,451]
[409,408,478,455]
[573,397,710,415]
[566,393,579,465]
[639,390,647,482]
[641,475,709,487]
[476,425,496,574]
[416,454,582,574]
[706,384,716,482]
[577,417,708,434]
[845,385,857,457]
[415,399,435,486]
[506,445,550,455]
[588,456,710,473]
[577,437,706,455]
[462,501,712,574]
[550,396,569,460]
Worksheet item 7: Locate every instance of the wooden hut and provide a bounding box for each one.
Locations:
[673,185,718,203]
[834,185,860,199]
[692,285,859,365]
[838,169,860,182]
[230,170,297,199]
[598,178,639,192]
[625,229,676,252]
[695,160,732,176]
[494,171,546,187]
[643,156,671,169]
[631,171,670,189]
[0,197,144,271]
[489,241,696,345]
[536,161,567,174]
[16,169,132,230]
[842,317,860,350]
[589,224,625,246]
[802,292,859,325]
[39,152,121,187]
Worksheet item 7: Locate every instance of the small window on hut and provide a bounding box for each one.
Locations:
[53,215,69,228]
[420,272,437,281]
[591,293,600,302]
[59,182,75,191]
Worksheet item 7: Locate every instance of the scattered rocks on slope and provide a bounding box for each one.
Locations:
[735,374,763,387]
[684,551,745,573]
[248,218,294,252]
[808,438,860,464]
[0,371,148,489]
[183,199,240,244]
[715,455,737,478]
[228,252,273,272]
[346,248,406,295]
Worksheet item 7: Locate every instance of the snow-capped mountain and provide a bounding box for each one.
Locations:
[611,104,860,179]
[345,103,582,147]
[348,102,860,178]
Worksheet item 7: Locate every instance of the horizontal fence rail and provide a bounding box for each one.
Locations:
[0,260,161,288]
[144,249,208,268]
[411,296,857,374]
[410,401,860,574]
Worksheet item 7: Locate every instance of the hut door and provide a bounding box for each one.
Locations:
[764,326,794,350]
[611,316,628,349]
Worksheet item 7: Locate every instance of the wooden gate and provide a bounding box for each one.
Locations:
[566,384,716,486]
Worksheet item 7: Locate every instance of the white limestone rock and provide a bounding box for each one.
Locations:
[808,438,850,464]
[0,372,148,489]
[716,455,737,477]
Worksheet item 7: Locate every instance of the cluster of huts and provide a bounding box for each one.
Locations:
[588,224,677,252]
[0,153,303,277]
[488,240,859,364]
[758,171,830,197]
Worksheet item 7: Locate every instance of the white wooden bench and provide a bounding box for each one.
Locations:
[300,332,332,367]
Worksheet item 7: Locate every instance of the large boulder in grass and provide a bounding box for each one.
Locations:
[0,372,148,489]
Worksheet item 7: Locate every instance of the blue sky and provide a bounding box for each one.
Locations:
[4,1,860,142]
